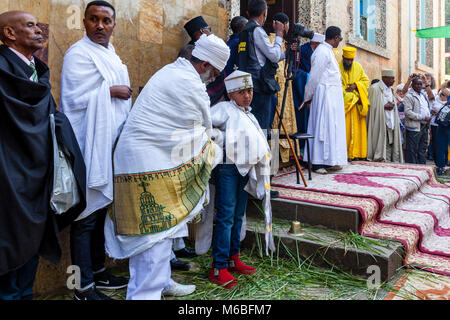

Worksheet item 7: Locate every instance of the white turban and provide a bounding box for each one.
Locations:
[192,34,230,72]
[311,33,325,43]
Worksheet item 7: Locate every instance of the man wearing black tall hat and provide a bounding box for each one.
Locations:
[0,10,86,300]
[184,16,211,45]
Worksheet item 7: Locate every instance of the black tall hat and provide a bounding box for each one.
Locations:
[184,16,209,39]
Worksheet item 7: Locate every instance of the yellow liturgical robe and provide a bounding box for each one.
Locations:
[339,61,370,160]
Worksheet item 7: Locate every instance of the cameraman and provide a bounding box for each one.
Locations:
[238,0,288,132]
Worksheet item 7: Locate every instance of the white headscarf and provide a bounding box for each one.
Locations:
[192,34,230,72]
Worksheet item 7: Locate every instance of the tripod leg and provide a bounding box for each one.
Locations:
[294,139,300,184]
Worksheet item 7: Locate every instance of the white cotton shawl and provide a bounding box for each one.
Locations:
[60,35,132,221]
[104,57,217,259]
[209,100,275,255]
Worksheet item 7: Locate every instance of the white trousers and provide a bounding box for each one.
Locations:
[126,239,174,300]
[172,237,186,251]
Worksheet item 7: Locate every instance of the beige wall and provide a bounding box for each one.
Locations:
[1,0,229,106]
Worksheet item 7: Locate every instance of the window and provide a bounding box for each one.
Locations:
[417,0,433,68]
[355,0,376,44]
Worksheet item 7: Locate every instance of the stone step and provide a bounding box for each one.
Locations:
[241,218,404,282]
[247,197,361,233]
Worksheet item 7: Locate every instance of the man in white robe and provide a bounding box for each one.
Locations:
[105,34,230,300]
[303,26,347,174]
[60,1,131,300]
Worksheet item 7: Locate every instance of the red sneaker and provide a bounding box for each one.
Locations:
[228,254,256,275]
[208,266,238,289]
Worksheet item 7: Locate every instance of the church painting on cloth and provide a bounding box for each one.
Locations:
[110,141,214,236]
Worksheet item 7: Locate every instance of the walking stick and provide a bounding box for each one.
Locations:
[274,102,308,187]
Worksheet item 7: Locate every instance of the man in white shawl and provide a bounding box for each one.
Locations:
[303,26,347,174]
[208,70,275,289]
[105,34,230,300]
[60,1,131,300]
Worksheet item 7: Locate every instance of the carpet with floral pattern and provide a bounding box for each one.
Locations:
[272,162,450,276]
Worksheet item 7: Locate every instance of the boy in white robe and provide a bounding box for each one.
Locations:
[209,70,274,289]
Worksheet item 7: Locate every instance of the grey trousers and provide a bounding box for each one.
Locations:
[405,124,429,164]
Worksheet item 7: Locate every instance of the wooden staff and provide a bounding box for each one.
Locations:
[274,106,308,187]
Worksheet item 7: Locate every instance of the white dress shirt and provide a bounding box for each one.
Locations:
[382,82,395,130]
[253,21,285,66]
[8,47,36,81]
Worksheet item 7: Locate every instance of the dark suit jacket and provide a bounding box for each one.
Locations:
[0,45,86,275]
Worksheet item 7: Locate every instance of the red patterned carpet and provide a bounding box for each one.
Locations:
[272,162,450,276]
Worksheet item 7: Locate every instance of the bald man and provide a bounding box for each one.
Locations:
[0,11,86,300]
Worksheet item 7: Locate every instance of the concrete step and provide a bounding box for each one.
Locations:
[241,218,404,282]
[247,197,361,233]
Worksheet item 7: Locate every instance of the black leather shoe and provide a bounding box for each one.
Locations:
[270,190,280,199]
[173,247,197,258]
[170,258,191,271]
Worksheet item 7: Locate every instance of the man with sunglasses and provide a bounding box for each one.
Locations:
[184,16,211,45]
[105,34,230,300]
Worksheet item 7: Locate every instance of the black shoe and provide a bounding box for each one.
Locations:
[270,190,280,199]
[170,257,191,271]
[94,270,128,290]
[74,286,114,300]
[173,247,197,258]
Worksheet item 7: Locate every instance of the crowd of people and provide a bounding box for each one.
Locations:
[0,0,449,301]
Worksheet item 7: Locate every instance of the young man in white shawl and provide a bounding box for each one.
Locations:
[104,34,231,300]
[208,70,275,289]
[60,1,131,300]
[303,26,347,174]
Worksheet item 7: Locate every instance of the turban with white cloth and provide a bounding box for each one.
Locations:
[192,34,230,72]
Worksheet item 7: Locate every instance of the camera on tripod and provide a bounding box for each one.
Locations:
[285,23,314,78]
[291,23,315,40]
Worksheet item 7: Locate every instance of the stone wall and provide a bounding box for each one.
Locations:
[1,0,229,106]
[1,0,229,296]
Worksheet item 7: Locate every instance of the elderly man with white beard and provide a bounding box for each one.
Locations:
[104,34,230,300]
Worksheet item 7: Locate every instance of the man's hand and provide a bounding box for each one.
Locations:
[273,20,285,37]
[432,110,439,115]
[110,85,133,100]
[421,74,429,86]
[346,84,357,92]
[424,116,431,122]
[384,102,394,110]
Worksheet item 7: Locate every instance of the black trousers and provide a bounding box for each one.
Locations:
[70,208,107,289]
[0,255,39,300]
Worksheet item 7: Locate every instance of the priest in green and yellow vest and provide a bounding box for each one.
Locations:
[339,47,370,160]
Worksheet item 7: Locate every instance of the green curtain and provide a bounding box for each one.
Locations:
[415,26,450,38]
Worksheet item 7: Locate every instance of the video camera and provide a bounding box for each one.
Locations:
[291,23,315,40]
[284,23,314,78]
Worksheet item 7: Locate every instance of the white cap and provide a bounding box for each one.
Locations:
[192,34,230,72]
[224,70,253,93]
[311,33,325,43]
